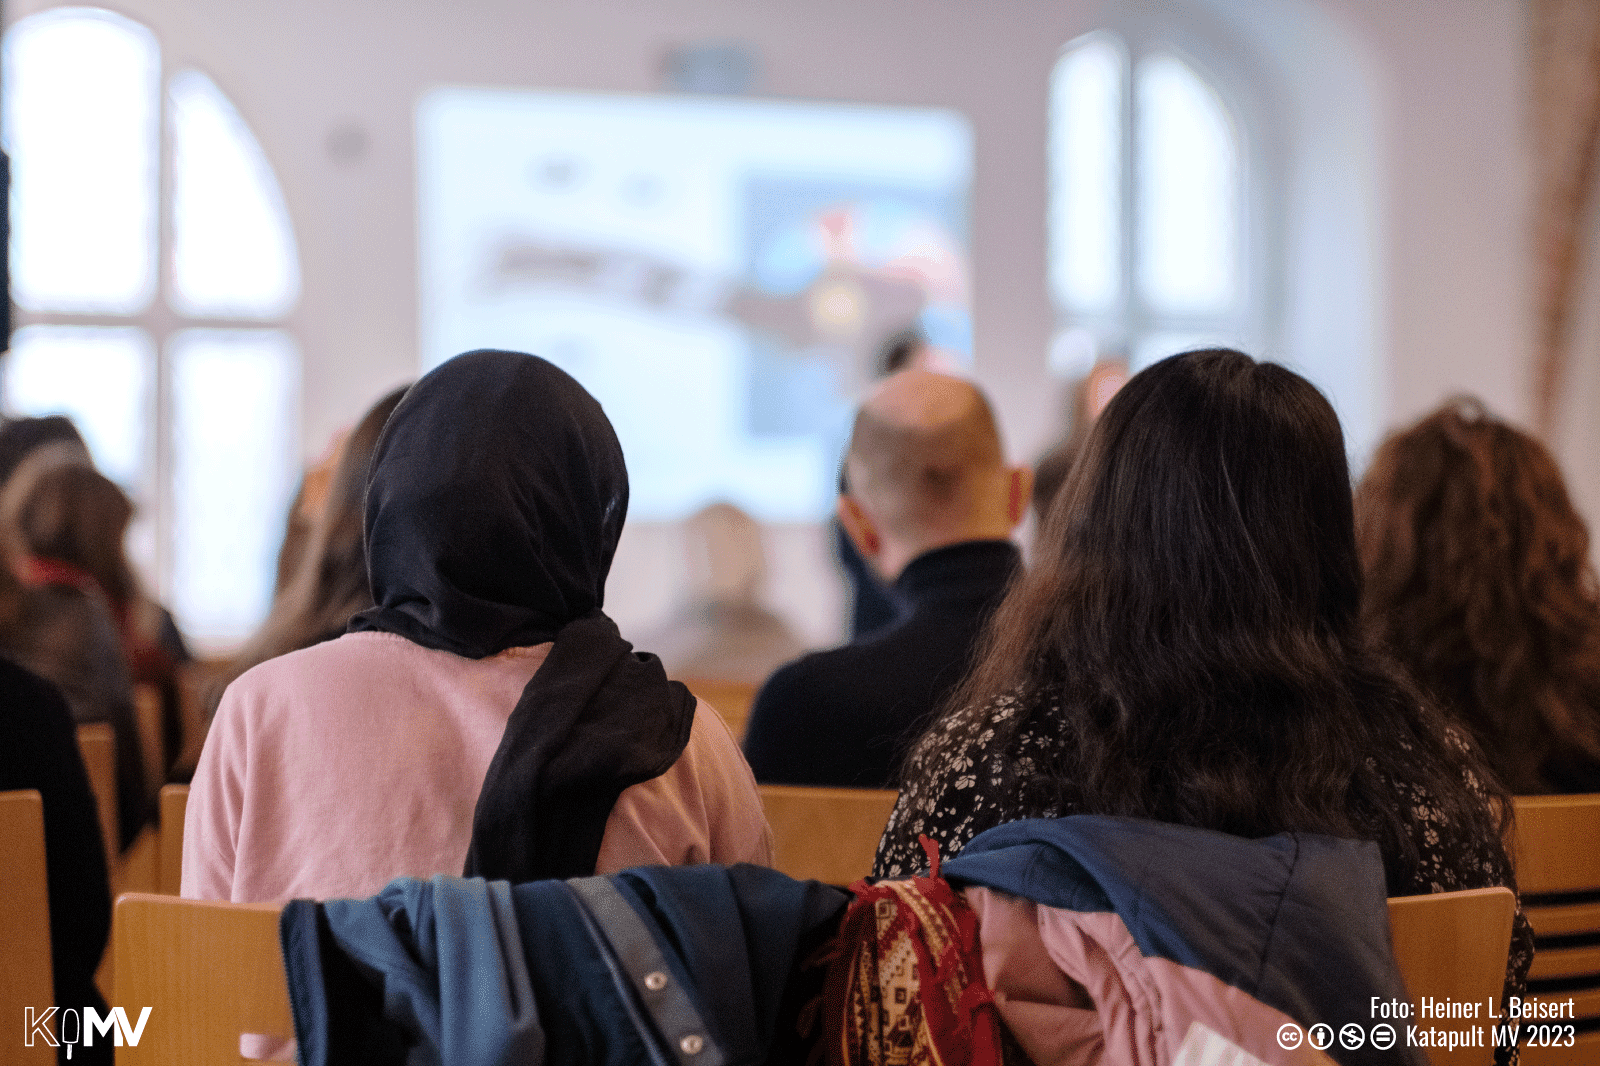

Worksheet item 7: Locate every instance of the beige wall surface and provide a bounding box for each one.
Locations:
[3,0,1550,644]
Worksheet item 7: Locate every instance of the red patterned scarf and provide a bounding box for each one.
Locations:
[823,837,1004,1066]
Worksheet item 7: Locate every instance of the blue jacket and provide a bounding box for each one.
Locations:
[944,817,1431,1066]
[280,864,847,1066]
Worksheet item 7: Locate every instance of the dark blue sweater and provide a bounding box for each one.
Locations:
[742,539,1019,788]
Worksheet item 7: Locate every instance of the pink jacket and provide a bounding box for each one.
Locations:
[941,817,1432,1066]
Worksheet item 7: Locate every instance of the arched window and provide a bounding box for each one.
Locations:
[1049,31,1262,374]
[2,7,301,644]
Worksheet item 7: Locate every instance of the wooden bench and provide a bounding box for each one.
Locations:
[758,784,899,886]
[1510,793,1600,1064]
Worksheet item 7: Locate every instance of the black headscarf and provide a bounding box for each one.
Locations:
[348,350,697,882]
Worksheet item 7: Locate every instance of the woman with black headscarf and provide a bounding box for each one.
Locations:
[182,351,771,902]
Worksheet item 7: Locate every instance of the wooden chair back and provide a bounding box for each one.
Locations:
[132,684,167,803]
[759,784,899,886]
[159,785,189,895]
[682,678,759,741]
[173,658,232,776]
[1509,793,1600,1064]
[0,791,57,1065]
[113,893,291,1065]
[1387,887,1515,1066]
[76,722,119,870]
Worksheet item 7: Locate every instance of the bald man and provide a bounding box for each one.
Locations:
[742,370,1029,788]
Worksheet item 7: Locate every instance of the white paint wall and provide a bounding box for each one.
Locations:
[1337,0,1532,432]
[5,0,1548,645]
[1555,171,1600,531]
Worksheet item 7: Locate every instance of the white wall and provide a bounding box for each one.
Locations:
[5,0,1548,644]
[1335,0,1532,433]
[1555,168,1600,530]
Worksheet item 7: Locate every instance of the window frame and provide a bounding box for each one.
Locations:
[3,6,302,640]
[1050,16,1283,372]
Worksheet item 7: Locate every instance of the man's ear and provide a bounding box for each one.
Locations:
[838,494,882,561]
[1006,466,1033,528]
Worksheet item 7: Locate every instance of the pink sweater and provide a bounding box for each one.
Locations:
[183,631,772,902]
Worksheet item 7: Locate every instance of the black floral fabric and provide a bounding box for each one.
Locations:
[873,692,1534,1066]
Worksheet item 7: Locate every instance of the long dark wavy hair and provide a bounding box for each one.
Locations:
[909,350,1508,888]
[1356,398,1600,793]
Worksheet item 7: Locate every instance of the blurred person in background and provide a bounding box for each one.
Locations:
[216,385,409,711]
[271,427,349,599]
[744,369,1026,787]
[1030,357,1129,530]
[1357,398,1600,793]
[6,449,190,683]
[639,500,805,685]
[0,414,91,486]
[0,445,153,848]
[5,447,191,766]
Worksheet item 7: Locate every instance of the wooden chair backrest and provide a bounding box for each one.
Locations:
[758,784,899,886]
[132,684,166,804]
[1508,793,1600,1063]
[682,678,759,741]
[76,722,119,871]
[0,790,57,1065]
[1386,887,1514,1066]
[159,785,190,896]
[113,893,291,1065]
[173,658,232,776]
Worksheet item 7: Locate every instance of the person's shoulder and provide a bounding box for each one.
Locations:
[21,580,113,632]
[220,631,418,718]
[235,629,406,679]
[751,644,858,709]
[0,653,66,704]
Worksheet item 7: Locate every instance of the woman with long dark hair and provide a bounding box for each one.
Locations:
[873,350,1528,1004]
[184,350,770,903]
[1357,398,1600,793]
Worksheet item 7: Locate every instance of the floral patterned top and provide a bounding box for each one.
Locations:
[873,691,1534,1065]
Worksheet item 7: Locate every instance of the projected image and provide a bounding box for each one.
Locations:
[418,89,972,520]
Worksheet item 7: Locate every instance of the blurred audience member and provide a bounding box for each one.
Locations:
[743,369,1027,787]
[271,428,349,598]
[7,451,190,673]
[0,657,112,1066]
[0,502,144,850]
[0,414,91,488]
[1031,357,1129,527]
[185,351,769,903]
[1357,398,1600,793]
[874,326,964,379]
[222,386,408,700]
[4,449,190,767]
[641,501,805,685]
